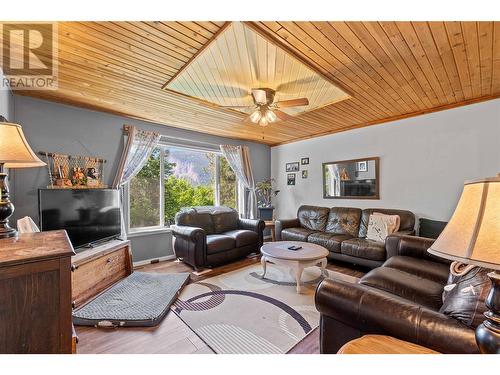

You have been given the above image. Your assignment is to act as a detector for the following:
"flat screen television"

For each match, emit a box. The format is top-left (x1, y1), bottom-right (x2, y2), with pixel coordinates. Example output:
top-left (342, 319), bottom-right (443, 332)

top-left (39, 188), bottom-right (121, 249)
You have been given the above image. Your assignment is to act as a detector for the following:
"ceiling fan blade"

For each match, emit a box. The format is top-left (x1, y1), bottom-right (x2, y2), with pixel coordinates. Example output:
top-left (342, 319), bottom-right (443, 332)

top-left (275, 98), bottom-right (309, 108)
top-left (273, 109), bottom-right (294, 122)
top-left (251, 89), bottom-right (268, 105)
top-left (276, 76), bottom-right (322, 93)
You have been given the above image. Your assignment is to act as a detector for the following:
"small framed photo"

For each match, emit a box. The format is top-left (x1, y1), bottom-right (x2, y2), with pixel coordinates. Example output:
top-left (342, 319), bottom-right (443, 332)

top-left (286, 162), bottom-right (300, 172)
top-left (302, 170), bottom-right (308, 179)
top-left (301, 157), bottom-right (309, 165)
top-left (357, 161), bottom-right (368, 172)
top-left (287, 173), bottom-right (296, 185)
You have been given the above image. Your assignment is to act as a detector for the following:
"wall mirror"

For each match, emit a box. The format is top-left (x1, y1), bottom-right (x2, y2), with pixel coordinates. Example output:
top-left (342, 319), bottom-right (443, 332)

top-left (322, 157), bottom-right (379, 199)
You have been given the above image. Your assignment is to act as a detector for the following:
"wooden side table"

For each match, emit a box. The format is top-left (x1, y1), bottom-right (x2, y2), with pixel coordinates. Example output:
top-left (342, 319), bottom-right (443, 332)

top-left (264, 220), bottom-right (276, 242)
top-left (337, 335), bottom-right (440, 354)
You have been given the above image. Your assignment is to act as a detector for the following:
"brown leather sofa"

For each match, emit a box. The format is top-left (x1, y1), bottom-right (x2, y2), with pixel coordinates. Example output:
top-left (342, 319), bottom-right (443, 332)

top-left (171, 206), bottom-right (265, 270)
top-left (315, 234), bottom-right (480, 354)
top-left (275, 205), bottom-right (415, 268)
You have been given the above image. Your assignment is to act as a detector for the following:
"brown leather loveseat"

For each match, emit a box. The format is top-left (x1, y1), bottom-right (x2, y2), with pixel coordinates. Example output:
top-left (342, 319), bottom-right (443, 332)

top-left (275, 205), bottom-right (415, 268)
top-left (315, 234), bottom-right (481, 354)
top-left (171, 206), bottom-right (265, 270)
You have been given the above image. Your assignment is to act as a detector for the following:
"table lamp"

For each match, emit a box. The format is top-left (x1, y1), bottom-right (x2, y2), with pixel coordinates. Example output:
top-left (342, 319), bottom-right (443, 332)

top-left (428, 175), bottom-right (500, 354)
top-left (0, 121), bottom-right (46, 239)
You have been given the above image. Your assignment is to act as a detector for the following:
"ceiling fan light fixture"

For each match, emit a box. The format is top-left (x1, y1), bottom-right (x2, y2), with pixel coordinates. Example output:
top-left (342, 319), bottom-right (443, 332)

top-left (265, 109), bottom-right (277, 122)
top-left (249, 110), bottom-right (262, 123)
top-left (258, 116), bottom-right (269, 127)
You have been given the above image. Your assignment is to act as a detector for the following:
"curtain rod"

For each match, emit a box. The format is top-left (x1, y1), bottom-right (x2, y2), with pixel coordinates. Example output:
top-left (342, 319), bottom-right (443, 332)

top-left (122, 124), bottom-right (222, 149)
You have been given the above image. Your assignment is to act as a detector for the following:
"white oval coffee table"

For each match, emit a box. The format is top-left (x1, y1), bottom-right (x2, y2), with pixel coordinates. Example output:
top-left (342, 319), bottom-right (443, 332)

top-left (260, 241), bottom-right (329, 293)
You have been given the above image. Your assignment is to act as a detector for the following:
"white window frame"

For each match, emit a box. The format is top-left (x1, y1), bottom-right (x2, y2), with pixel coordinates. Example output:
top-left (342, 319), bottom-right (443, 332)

top-left (126, 144), bottom-right (238, 235)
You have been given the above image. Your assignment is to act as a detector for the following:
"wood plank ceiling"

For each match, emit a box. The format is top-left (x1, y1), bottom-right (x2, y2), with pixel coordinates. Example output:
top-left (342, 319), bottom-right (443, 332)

top-left (10, 21), bottom-right (500, 146)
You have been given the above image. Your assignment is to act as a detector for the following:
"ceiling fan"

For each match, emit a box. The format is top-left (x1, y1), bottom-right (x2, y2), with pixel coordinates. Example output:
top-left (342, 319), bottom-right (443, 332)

top-left (222, 88), bottom-right (309, 127)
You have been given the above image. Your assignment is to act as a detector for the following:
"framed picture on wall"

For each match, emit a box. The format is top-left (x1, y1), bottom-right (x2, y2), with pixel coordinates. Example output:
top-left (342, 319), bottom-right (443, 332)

top-left (286, 162), bottom-right (300, 172)
top-left (301, 157), bottom-right (309, 165)
top-left (302, 170), bottom-right (308, 179)
top-left (357, 161), bottom-right (368, 172)
top-left (287, 173), bottom-right (296, 185)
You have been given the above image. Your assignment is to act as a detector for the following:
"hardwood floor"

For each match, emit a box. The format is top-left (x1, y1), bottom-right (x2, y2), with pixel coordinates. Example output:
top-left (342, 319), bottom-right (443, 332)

top-left (74, 255), bottom-right (366, 354)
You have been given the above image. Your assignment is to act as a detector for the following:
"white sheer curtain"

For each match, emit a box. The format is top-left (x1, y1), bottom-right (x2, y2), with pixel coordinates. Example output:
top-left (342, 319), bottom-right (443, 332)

top-left (113, 125), bottom-right (161, 238)
top-left (220, 145), bottom-right (257, 219)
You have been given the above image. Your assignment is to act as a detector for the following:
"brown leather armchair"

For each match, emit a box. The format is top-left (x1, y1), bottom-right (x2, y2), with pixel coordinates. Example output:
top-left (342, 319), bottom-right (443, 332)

top-left (315, 234), bottom-right (480, 354)
top-left (171, 207), bottom-right (265, 270)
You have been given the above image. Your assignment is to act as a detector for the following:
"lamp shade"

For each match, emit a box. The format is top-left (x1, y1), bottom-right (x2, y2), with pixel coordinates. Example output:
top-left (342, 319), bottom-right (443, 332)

top-left (428, 176), bottom-right (500, 270)
top-left (0, 122), bottom-right (45, 168)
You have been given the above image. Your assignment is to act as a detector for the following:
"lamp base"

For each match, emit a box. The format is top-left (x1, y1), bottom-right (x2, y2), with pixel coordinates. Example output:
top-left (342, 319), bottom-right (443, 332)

top-left (475, 271), bottom-right (500, 354)
top-left (0, 225), bottom-right (17, 239)
top-left (0, 167), bottom-right (17, 240)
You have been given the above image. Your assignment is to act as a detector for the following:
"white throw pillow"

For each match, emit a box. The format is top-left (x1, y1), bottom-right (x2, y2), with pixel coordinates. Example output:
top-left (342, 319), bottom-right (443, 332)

top-left (366, 213), bottom-right (401, 243)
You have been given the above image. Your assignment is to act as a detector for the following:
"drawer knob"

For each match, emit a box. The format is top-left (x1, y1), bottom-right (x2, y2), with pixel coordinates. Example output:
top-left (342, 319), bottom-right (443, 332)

top-left (71, 264), bottom-right (78, 272)
top-left (106, 258), bottom-right (112, 264)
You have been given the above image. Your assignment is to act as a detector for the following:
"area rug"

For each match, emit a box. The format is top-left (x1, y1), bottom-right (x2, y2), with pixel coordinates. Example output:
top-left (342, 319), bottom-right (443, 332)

top-left (172, 263), bottom-right (331, 354)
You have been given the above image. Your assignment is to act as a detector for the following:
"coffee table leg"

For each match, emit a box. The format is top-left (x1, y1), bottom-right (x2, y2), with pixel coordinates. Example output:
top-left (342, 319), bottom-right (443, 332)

top-left (319, 258), bottom-right (328, 277)
top-left (294, 263), bottom-right (304, 293)
top-left (261, 255), bottom-right (267, 278)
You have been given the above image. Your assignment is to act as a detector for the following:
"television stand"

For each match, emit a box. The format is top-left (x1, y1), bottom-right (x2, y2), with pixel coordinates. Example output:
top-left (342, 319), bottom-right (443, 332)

top-left (71, 239), bottom-right (132, 308)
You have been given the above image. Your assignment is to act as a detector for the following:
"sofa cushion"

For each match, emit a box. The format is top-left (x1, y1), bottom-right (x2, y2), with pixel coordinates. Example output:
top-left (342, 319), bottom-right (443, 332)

top-left (223, 229), bottom-right (258, 248)
top-left (325, 207), bottom-right (361, 237)
top-left (439, 267), bottom-right (492, 328)
top-left (360, 267), bottom-right (444, 310)
top-left (341, 238), bottom-right (386, 261)
top-left (308, 232), bottom-right (352, 253)
top-left (206, 234), bottom-right (235, 255)
top-left (384, 256), bottom-right (450, 284)
top-left (297, 205), bottom-right (329, 231)
top-left (366, 213), bottom-right (401, 242)
top-left (359, 208), bottom-right (415, 238)
top-left (175, 209), bottom-right (214, 234)
top-left (211, 210), bottom-right (239, 234)
top-left (281, 227), bottom-right (318, 242)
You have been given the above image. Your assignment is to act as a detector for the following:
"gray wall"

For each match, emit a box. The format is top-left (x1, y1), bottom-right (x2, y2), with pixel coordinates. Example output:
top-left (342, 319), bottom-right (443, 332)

top-left (271, 98), bottom-right (500, 223)
top-left (0, 69), bottom-right (14, 121)
top-left (11, 95), bottom-right (271, 262)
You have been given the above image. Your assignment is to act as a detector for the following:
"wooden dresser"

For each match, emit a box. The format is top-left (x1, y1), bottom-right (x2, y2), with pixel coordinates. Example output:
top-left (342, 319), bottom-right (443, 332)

top-left (0, 230), bottom-right (75, 354)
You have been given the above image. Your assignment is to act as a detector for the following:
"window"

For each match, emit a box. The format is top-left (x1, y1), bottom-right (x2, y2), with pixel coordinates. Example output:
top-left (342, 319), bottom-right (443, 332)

top-left (128, 145), bottom-right (238, 232)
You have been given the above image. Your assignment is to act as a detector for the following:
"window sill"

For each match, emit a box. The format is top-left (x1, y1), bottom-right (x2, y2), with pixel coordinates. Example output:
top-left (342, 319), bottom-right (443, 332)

top-left (127, 227), bottom-right (172, 238)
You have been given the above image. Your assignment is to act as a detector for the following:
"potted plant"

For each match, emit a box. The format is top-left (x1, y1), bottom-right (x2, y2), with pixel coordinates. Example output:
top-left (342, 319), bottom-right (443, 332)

top-left (255, 179), bottom-right (280, 220)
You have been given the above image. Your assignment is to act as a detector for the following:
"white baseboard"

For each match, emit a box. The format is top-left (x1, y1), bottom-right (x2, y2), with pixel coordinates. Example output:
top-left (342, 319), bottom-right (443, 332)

top-left (133, 254), bottom-right (176, 267)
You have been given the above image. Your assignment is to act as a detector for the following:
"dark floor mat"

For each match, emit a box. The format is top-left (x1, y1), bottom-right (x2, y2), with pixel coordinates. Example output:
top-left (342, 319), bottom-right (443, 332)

top-left (73, 272), bottom-right (190, 327)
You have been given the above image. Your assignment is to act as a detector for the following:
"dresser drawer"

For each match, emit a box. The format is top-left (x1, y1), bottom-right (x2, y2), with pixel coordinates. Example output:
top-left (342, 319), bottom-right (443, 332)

top-left (71, 242), bottom-right (132, 308)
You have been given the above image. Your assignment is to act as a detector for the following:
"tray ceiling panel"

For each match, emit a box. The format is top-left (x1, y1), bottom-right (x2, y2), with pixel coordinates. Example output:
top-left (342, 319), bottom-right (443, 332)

top-left (164, 22), bottom-right (350, 116)
top-left (6, 21), bottom-right (500, 145)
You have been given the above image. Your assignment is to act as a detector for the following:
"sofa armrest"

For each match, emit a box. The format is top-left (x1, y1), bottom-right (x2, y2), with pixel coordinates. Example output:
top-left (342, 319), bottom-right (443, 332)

top-left (385, 233), bottom-right (435, 259)
top-left (393, 229), bottom-right (415, 236)
top-left (171, 225), bottom-right (206, 270)
top-left (238, 218), bottom-right (265, 233)
top-left (275, 218), bottom-right (300, 241)
top-left (171, 225), bottom-right (205, 242)
top-left (315, 278), bottom-right (478, 353)
top-left (238, 218), bottom-right (265, 248)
